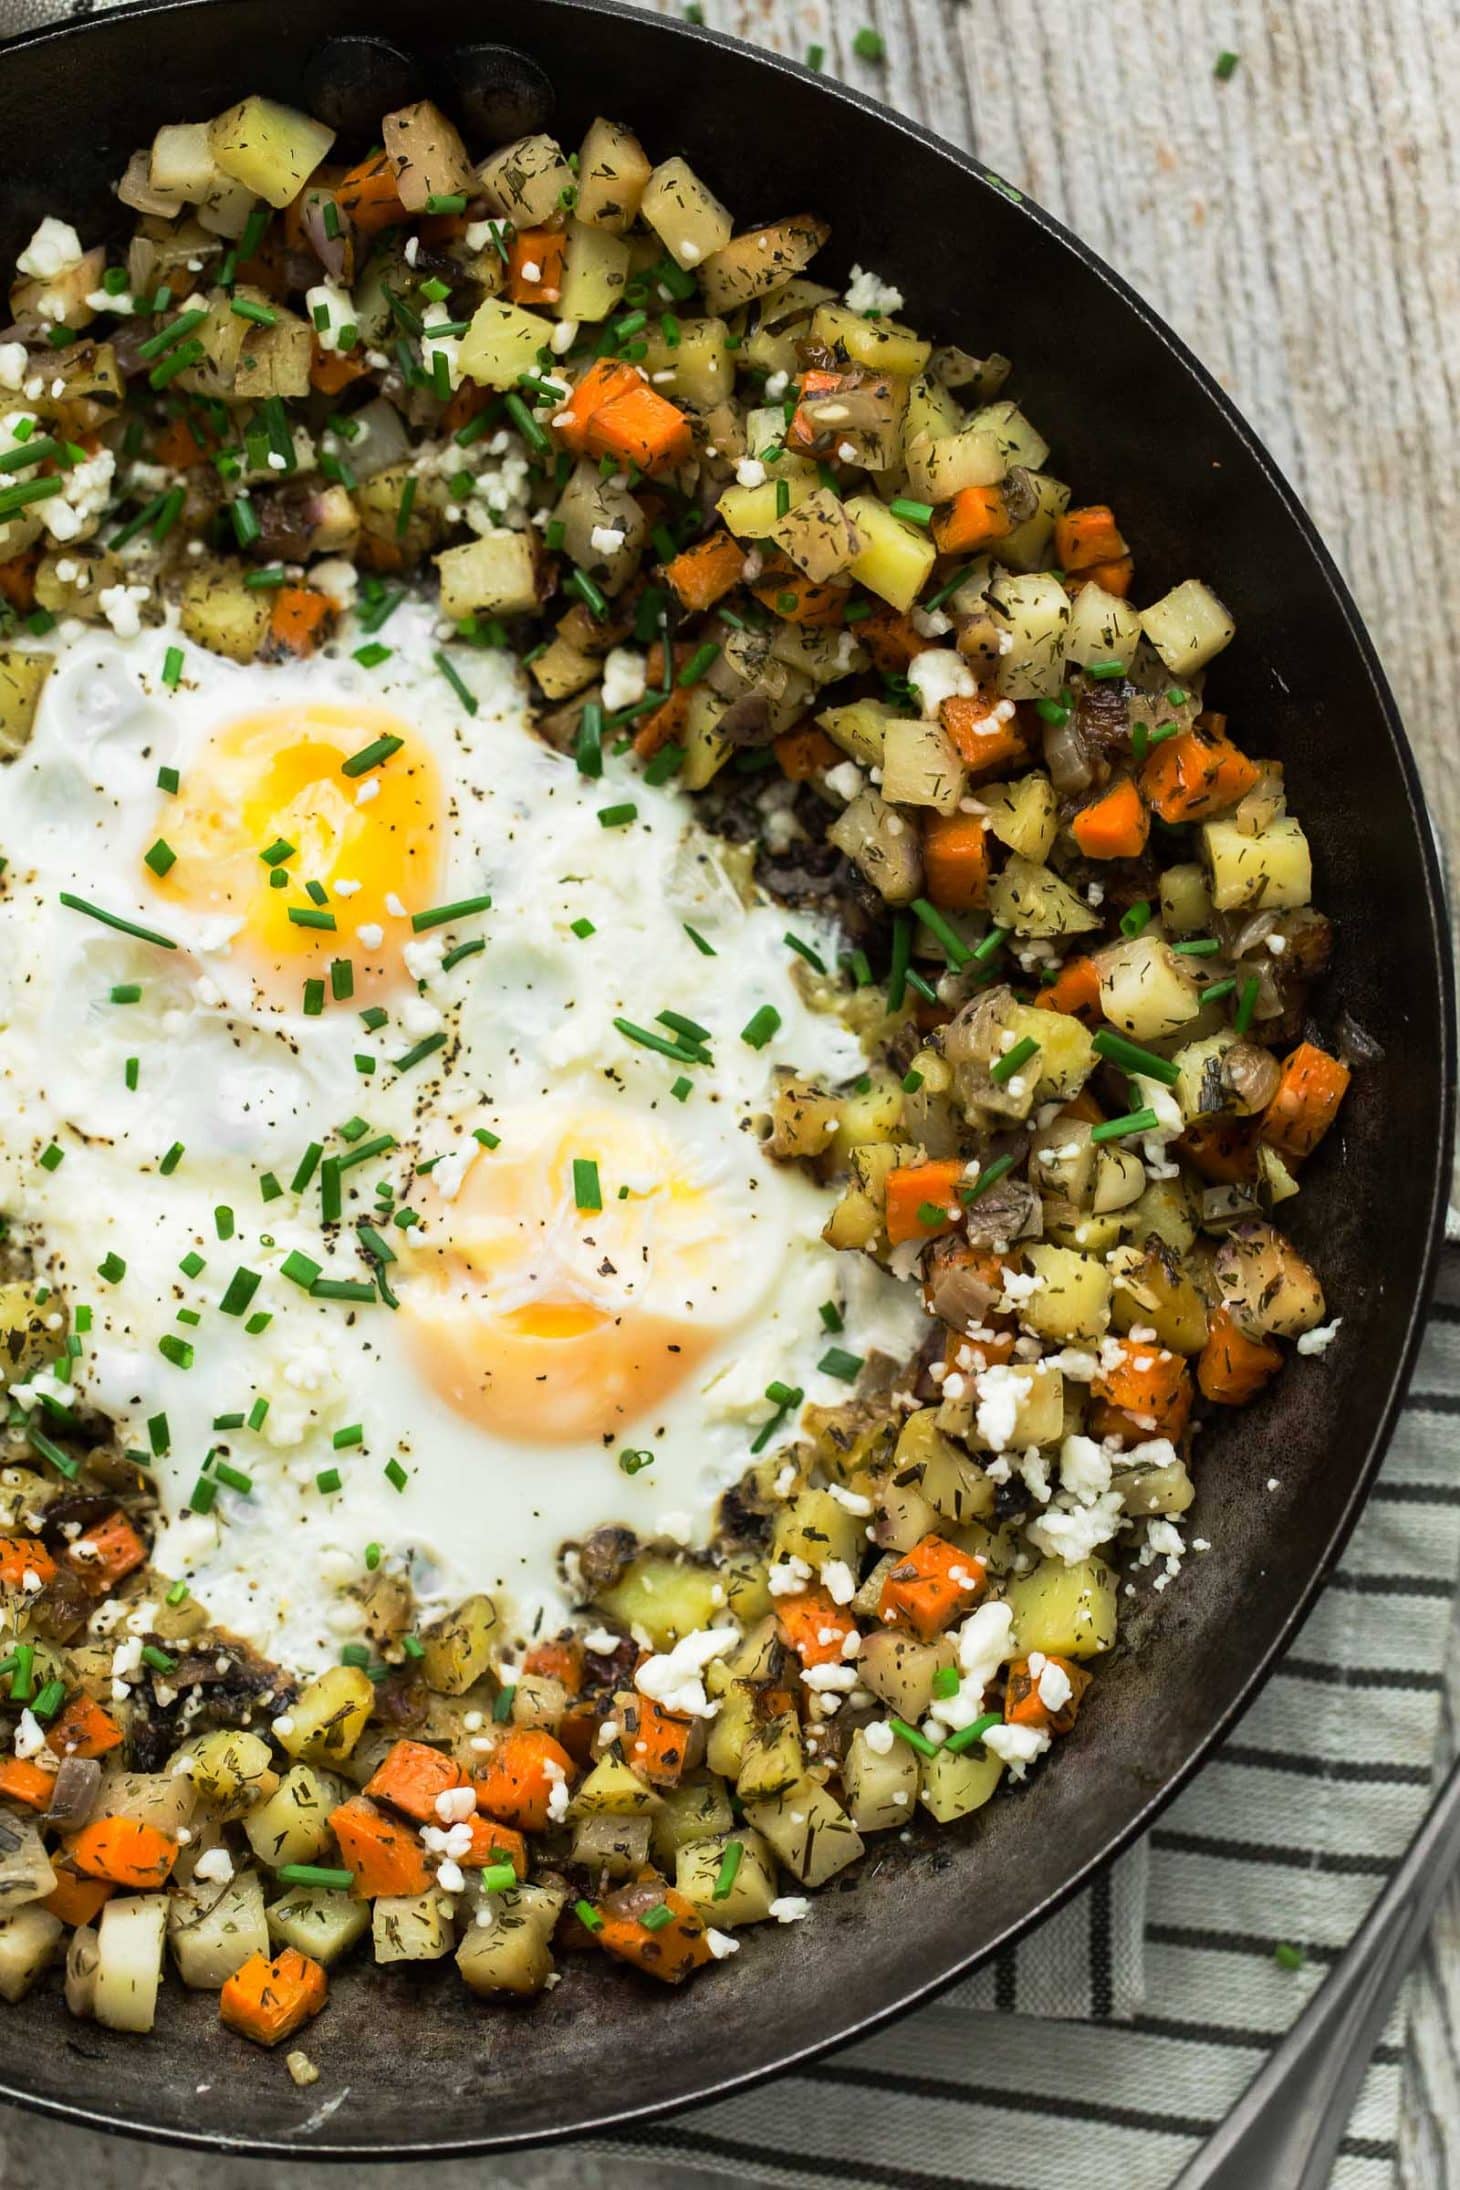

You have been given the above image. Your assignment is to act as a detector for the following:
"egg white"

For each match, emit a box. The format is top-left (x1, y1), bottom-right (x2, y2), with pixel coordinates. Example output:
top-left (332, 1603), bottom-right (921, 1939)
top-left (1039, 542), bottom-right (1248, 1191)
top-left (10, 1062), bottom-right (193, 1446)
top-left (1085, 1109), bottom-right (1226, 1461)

top-left (0, 603), bottom-right (919, 1669)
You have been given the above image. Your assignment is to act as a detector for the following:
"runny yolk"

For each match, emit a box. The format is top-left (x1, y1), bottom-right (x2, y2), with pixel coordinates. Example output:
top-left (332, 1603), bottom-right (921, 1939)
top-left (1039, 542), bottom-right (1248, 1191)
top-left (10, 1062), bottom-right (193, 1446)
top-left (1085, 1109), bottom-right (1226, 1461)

top-left (144, 702), bottom-right (443, 997)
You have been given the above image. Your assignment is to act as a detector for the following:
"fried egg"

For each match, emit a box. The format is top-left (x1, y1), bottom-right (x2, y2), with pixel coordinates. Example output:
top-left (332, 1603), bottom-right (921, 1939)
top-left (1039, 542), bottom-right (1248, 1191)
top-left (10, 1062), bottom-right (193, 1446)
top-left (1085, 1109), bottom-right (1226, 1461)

top-left (0, 602), bottom-right (918, 1668)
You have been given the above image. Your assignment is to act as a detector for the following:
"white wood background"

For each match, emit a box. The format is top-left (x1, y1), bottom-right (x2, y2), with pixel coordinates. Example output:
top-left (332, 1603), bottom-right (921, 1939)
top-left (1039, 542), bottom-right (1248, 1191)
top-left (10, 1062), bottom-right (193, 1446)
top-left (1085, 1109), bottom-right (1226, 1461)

top-left (2, 1), bottom-right (1456, 2185)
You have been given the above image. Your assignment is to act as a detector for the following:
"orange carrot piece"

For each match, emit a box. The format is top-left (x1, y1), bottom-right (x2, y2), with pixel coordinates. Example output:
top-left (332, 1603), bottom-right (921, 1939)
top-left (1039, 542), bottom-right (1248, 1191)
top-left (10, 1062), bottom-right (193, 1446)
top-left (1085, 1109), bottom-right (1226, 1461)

top-left (784, 368), bottom-right (863, 454)
top-left (152, 415), bottom-right (214, 470)
top-left (778, 1585), bottom-right (859, 1670)
top-left (42, 1868), bottom-right (113, 1927)
top-left (748, 565), bottom-right (847, 626)
top-left (663, 531), bottom-right (745, 613)
top-left (922, 810), bottom-right (991, 913)
top-left (586, 379), bottom-right (693, 473)
top-left (595, 1886), bottom-right (715, 1984)
top-left (620, 1695), bottom-right (696, 1787)
top-left (1052, 504), bottom-right (1128, 573)
top-left (269, 586), bottom-right (332, 657)
top-left (774, 725), bottom-right (840, 781)
top-left (328, 1798), bottom-right (432, 1898)
top-left (631, 684), bottom-right (690, 761)
top-left (0, 1537), bottom-right (56, 1588)
top-left (1140, 725), bottom-right (1260, 824)
top-left (941, 694), bottom-right (1030, 779)
top-left (46, 1694), bottom-right (124, 1761)
top-left (1092, 1345), bottom-right (1193, 1439)
top-left (220, 1947), bottom-right (328, 2048)
top-left (1198, 1307), bottom-right (1283, 1405)
top-left (69, 1816), bottom-right (178, 1889)
top-left (879, 1535), bottom-right (986, 1639)
top-left (507, 227), bottom-right (567, 306)
top-left (1034, 955), bottom-right (1103, 1023)
top-left (1059, 1086), bottom-right (1107, 1126)
top-left (523, 1636), bottom-right (586, 1696)
top-left (0, 550), bottom-right (39, 614)
top-left (1177, 1115), bottom-right (1260, 1183)
top-left (334, 152), bottom-right (406, 235)
top-left (309, 339), bottom-right (369, 395)
top-left (1070, 554), bottom-right (1134, 598)
top-left (65, 1511), bottom-right (145, 1591)
top-left (554, 359), bottom-right (645, 453)
top-left (474, 1728), bottom-right (575, 1833)
top-left (442, 381), bottom-right (495, 437)
top-left (364, 1739), bottom-right (468, 1824)
top-left (1260, 1042), bottom-right (1351, 1163)
top-left (856, 605), bottom-right (928, 671)
top-left (1071, 778), bottom-right (1149, 860)
top-left (885, 1158), bottom-right (967, 1247)
top-left (0, 1758), bottom-right (57, 1810)
top-left (1003, 1655), bottom-right (1092, 1733)
top-left (459, 1817), bottom-right (527, 1874)
top-left (932, 483), bottom-right (1011, 554)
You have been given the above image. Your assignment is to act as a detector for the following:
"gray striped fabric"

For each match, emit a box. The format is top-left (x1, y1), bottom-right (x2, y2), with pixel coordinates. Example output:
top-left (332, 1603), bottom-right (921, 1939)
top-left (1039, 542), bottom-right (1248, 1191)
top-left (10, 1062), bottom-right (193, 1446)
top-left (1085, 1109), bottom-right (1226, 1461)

top-left (591, 1260), bottom-right (1460, 2189)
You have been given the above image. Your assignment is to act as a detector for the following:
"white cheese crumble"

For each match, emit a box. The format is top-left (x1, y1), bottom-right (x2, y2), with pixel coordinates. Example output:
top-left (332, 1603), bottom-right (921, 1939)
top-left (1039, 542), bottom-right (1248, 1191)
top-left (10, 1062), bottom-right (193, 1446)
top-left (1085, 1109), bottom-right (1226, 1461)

top-left (844, 265), bottom-right (904, 317)
top-left (634, 1627), bottom-right (738, 1717)
top-left (17, 218), bottom-right (82, 281)
top-left (907, 646), bottom-right (977, 719)
top-left (1296, 1318), bottom-right (1342, 1357)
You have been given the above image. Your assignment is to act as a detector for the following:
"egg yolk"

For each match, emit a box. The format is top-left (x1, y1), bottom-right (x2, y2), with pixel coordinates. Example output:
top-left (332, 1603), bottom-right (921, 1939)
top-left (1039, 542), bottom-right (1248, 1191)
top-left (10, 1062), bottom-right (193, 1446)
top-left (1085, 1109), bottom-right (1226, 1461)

top-left (400, 1108), bottom-right (727, 1443)
top-left (144, 703), bottom-right (443, 995)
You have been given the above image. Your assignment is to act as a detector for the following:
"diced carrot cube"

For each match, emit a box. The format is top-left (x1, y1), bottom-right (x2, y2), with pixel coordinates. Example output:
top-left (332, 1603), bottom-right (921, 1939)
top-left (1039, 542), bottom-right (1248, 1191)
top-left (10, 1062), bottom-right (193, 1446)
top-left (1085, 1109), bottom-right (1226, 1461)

top-left (878, 1535), bottom-right (985, 1638)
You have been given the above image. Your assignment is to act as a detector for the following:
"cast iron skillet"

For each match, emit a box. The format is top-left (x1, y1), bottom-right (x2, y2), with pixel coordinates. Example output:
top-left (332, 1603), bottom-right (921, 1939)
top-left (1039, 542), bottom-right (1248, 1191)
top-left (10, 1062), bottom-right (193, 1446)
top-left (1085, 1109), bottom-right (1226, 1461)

top-left (0, 0), bottom-right (1452, 2158)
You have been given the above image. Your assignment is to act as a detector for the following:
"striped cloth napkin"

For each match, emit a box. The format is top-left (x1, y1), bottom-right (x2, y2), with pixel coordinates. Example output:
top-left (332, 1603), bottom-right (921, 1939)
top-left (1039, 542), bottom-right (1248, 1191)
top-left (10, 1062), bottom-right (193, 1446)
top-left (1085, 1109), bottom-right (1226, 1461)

top-left (592, 1255), bottom-right (1460, 2190)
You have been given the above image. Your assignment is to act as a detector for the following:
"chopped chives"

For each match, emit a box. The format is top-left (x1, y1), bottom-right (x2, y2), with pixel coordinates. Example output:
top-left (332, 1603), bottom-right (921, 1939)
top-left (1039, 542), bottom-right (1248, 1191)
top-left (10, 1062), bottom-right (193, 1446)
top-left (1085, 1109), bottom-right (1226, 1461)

top-left (278, 1863), bottom-right (355, 1891)
top-left (1120, 899), bottom-right (1152, 938)
top-left (597, 801), bottom-right (637, 829)
top-left (426, 191), bottom-right (468, 214)
top-left (911, 898), bottom-right (973, 969)
top-left (1215, 49), bottom-right (1240, 79)
top-left (59, 892), bottom-right (176, 950)
top-left (669, 1075), bottom-right (692, 1101)
top-left (818, 1300), bottom-right (844, 1332)
top-left (319, 1156), bottom-right (342, 1224)
top-left (287, 905), bottom-right (337, 932)
top-left (259, 1172), bottom-right (284, 1202)
top-left (1091, 1028), bottom-right (1181, 1086)
top-left (889, 496), bottom-right (934, 527)
top-left (1174, 936), bottom-right (1222, 956)
top-left (383, 1457), bottom-right (408, 1491)
top-left (336, 1132), bottom-right (396, 1172)
top-left (179, 1249), bottom-right (205, 1279)
top-left (392, 1031), bottom-right (447, 1075)
top-left (136, 307), bottom-right (207, 362)
top-left (143, 839), bottom-right (176, 878)
top-left (570, 917), bottom-right (595, 940)
top-left (1234, 974), bottom-right (1260, 1035)
top-left (679, 641), bottom-right (720, 686)
top-left (24, 1422), bottom-right (78, 1479)
top-left (158, 1334), bottom-right (194, 1370)
top-left (575, 699), bottom-right (605, 779)
top-left (1090, 1107), bottom-right (1160, 1144)
top-left (740, 1005), bottom-right (781, 1050)
top-left (960, 1153), bottom-right (1017, 1206)
top-left (411, 893), bottom-right (492, 933)
top-left (260, 837), bottom-right (294, 867)
top-left (683, 924), bottom-right (716, 957)
top-left (435, 650), bottom-right (478, 714)
top-left (785, 931), bottom-right (827, 974)
top-left (98, 1252), bottom-right (126, 1283)
top-left (712, 1841), bottom-right (744, 1900)
top-left (990, 1035), bottom-right (1040, 1086)
top-left (818, 1345), bottom-right (863, 1383)
top-left (332, 1423), bottom-right (364, 1450)
top-left (643, 742), bottom-right (685, 785)
top-left (159, 1141), bottom-right (184, 1176)
top-left (889, 1716), bottom-right (937, 1758)
top-left (330, 958), bottom-right (354, 1002)
top-left (887, 913), bottom-right (912, 1011)
top-left (572, 1157), bottom-right (602, 1211)
top-left (292, 1144), bottom-right (324, 1194)
top-left (971, 924), bottom-right (1008, 966)
top-left (282, 1250), bottom-right (322, 1290)
top-left (1201, 977), bottom-right (1237, 1005)
top-left (613, 1017), bottom-right (703, 1065)
top-left (342, 734), bottom-right (403, 777)
top-left (945, 1710), bottom-right (1003, 1755)
top-left (312, 1277), bottom-right (377, 1303)
top-left (639, 1903), bottom-right (674, 1933)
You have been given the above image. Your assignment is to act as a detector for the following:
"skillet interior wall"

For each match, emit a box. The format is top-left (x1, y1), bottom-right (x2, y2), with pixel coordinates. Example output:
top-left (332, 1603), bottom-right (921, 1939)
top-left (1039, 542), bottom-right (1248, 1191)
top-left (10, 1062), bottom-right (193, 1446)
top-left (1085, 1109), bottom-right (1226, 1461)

top-left (0, 0), bottom-right (1449, 2153)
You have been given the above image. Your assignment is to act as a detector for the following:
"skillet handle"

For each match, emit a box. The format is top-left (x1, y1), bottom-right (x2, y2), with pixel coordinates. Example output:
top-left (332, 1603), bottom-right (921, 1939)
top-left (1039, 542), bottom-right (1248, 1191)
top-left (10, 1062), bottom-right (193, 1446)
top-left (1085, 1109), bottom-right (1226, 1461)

top-left (1176, 1748), bottom-right (1460, 2190)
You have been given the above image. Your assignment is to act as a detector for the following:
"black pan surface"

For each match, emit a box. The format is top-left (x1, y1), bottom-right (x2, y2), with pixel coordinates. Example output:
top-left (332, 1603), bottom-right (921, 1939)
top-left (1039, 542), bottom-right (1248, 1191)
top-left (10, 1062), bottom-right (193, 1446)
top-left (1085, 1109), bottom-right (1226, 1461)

top-left (0, 0), bottom-right (1452, 2157)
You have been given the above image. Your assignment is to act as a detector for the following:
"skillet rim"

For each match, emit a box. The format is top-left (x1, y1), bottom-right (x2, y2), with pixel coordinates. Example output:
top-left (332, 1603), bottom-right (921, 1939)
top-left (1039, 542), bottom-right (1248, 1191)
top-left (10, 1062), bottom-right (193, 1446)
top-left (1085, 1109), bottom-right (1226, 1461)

top-left (0, 0), bottom-right (1454, 2158)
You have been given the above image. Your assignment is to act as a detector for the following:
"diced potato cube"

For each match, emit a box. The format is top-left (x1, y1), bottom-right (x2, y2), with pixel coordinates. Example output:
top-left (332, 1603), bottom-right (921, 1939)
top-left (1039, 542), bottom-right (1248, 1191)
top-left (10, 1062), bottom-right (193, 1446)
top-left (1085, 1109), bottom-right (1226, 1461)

top-left (0, 649), bottom-right (51, 760)
top-left (459, 297), bottom-right (554, 389)
top-left (1004, 1556), bottom-right (1118, 1658)
top-left (576, 118), bottom-right (653, 231)
top-left (455, 1882), bottom-right (562, 1995)
top-left (243, 1765), bottom-right (340, 1871)
top-left (997, 473), bottom-right (1071, 575)
top-left (769, 484), bottom-right (864, 582)
top-left (180, 565), bottom-right (271, 664)
top-left (810, 301), bottom-right (932, 378)
top-left (191, 1729), bottom-right (277, 1820)
top-left (881, 716), bottom-right (966, 814)
top-left (0, 1904), bottom-right (61, 2002)
top-left (94, 1894), bottom-right (168, 2032)
top-left (979, 772), bottom-right (1056, 863)
top-left (681, 682), bottom-right (733, 790)
top-left (593, 1556), bottom-right (726, 1650)
top-left (744, 1775), bottom-right (864, 1887)
top-left (651, 1776), bottom-right (735, 1867)
top-left (1202, 815), bottom-right (1313, 912)
top-left (266, 1885), bottom-right (370, 1965)
top-left (675, 1830), bottom-right (778, 1925)
top-left (771, 1485), bottom-right (866, 1571)
top-left (816, 696), bottom-right (897, 767)
top-left (168, 1870), bottom-right (269, 1988)
top-left (571, 1754), bottom-right (660, 1817)
top-left (845, 493), bottom-right (937, 611)
top-left (988, 571), bottom-right (1070, 698)
top-left (437, 531), bottom-right (538, 618)
top-left (274, 1664), bottom-right (374, 1767)
top-left (988, 855), bottom-right (1100, 940)
top-left (1140, 578), bottom-right (1236, 674)
top-left (967, 399), bottom-right (1049, 470)
top-left (477, 133), bottom-right (573, 226)
top-left (373, 1890), bottom-right (454, 1964)
top-left (1064, 580), bottom-right (1143, 669)
top-left (716, 469), bottom-right (815, 540)
top-left (700, 215), bottom-right (831, 315)
top-left (382, 100), bottom-right (475, 213)
top-left (1002, 1002), bottom-right (1096, 1100)
top-left (420, 1593), bottom-right (499, 1694)
top-left (559, 221), bottom-right (632, 322)
top-left (828, 787), bottom-right (924, 904)
top-left (208, 97), bottom-right (334, 209)
top-left (919, 1744), bottom-right (1004, 1823)
top-left (640, 157), bottom-right (733, 269)
top-left (637, 314), bottom-right (732, 410)
top-left (904, 423), bottom-right (1006, 503)
top-left (1159, 861), bottom-right (1212, 936)
top-left (956, 1362), bottom-right (1065, 1450)
top-left (1096, 933), bottom-right (1204, 1042)
top-left (843, 1726), bottom-right (921, 1831)
top-left (1020, 1245), bottom-right (1112, 1343)
top-left (857, 1628), bottom-right (958, 1720)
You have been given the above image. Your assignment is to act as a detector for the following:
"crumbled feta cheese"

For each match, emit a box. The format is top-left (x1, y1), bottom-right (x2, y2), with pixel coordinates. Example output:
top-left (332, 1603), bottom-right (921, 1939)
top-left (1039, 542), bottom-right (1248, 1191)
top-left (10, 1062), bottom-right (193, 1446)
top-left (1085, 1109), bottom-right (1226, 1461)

top-left (862, 1719), bottom-right (895, 1755)
top-left (821, 1558), bottom-right (857, 1606)
top-left (983, 1722), bottom-right (1051, 1779)
top-left (581, 1626), bottom-right (619, 1656)
top-left (17, 218), bottom-right (82, 281)
top-left (39, 446), bottom-right (115, 545)
top-left (600, 646), bottom-right (647, 713)
top-left (0, 344), bottom-right (27, 391)
top-left (974, 1363), bottom-right (1025, 1453)
top-left (193, 1845), bottom-right (235, 1884)
top-left (1026, 1490), bottom-right (1125, 1565)
top-left (635, 1627), bottom-right (739, 1717)
top-left (306, 280), bottom-right (354, 354)
top-left (1296, 1318), bottom-right (1342, 1357)
top-left (546, 1775), bottom-right (570, 1823)
top-left (1037, 1659), bottom-right (1073, 1714)
top-left (435, 1785), bottom-right (477, 1825)
top-left (907, 646), bottom-right (977, 718)
top-left (844, 265), bottom-right (904, 317)
top-left (589, 522), bottom-right (627, 555)
top-left (1059, 1433), bottom-right (1113, 1502)
top-left (12, 1709), bottom-right (49, 1761)
top-left (98, 582), bottom-right (150, 639)
top-left (824, 759), bottom-right (864, 802)
top-left (437, 1858), bottom-right (466, 1894)
top-left (706, 1927), bottom-right (740, 1959)
top-left (768, 1895), bottom-right (810, 1923)
top-left (767, 1555), bottom-right (813, 1597)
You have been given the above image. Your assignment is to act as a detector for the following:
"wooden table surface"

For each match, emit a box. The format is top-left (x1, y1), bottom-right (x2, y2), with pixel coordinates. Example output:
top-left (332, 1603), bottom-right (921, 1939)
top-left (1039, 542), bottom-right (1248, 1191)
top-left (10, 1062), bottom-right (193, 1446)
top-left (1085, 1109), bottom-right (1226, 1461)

top-left (3, 1), bottom-right (1457, 2184)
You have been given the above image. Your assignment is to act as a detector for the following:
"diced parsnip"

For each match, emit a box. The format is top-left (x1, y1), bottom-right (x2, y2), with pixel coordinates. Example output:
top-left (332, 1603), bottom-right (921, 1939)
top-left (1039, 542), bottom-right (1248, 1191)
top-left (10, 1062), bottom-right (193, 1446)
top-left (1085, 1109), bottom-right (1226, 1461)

top-left (810, 301), bottom-right (932, 378)
top-left (116, 149), bottom-right (186, 220)
top-left (476, 133), bottom-right (574, 226)
top-left (456, 1881), bottom-right (563, 1996)
top-left (988, 854), bottom-right (1100, 940)
top-left (437, 531), bottom-right (539, 618)
top-left (572, 1754), bottom-right (661, 1817)
top-left (637, 314), bottom-right (732, 409)
top-left (1109, 1243), bottom-right (1210, 1354)
top-left (1171, 1031), bottom-right (1237, 1124)
top-left (593, 1555), bottom-right (726, 1651)
top-left (967, 398), bottom-right (1050, 469)
top-left (842, 1726), bottom-right (921, 1831)
top-left (704, 1681), bottom-right (757, 1782)
top-left (208, 98), bottom-right (334, 209)
top-left (961, 1363), bottom-right (1066, 1451)
top-left (266, 1885), bottom-right (370, 1965)
top-left (168, 1870), bottom-right (269, 1988)
top-left (94, 1893), bottom-right (168, 2033)
top-left (1213, 1221), bottom-right (1326, 1338)
top-left (1128, 1176), bottom-right (1199, 1255)
top-left (0, 1904), bottom-right (61, 2003)
top-left (459, 298), bottom-right (554, 389)
top-left (1092, 1146), bottom-right (1146, 1212)
top-left (675, 1830), bottom-right (778, 1924)
top-left (771, 1486), bottom-right (866, 1571)
top-left (576, 118), bottom-right (653, 231)
top-left (988, 571), bottom-right (1070, 698)
top-left (243, 1764), bottom-right (340, 1870)
top-left (831, 1077), bottom-right (906, 1161)
top-left (372, 1889), bottom-right (454, 1964)
top-left (997, 474), bottom-right (1071, 575)
top-left (845, 493), bottom-right (937, 611)
top-left (149, 121), bottom-right (217, 199)
top-left (857, 1627), bottom-right (958, 1720)
top-left (195, 173), bottom-right (257, 241)
top-left (680, 681), bottom-right (733, 791)
top-left (920, 1744), bottom-right (1006, 1823)
top-left (379, 100), bottom-right (474, 212)
top-left (773, 619), bottom-right (868, 687)
top-left (736, 1711), bottom-right (804, 1803)
top-left (190, 1729), bottom-right (277, 1820)
top-left (100, 1770), bottom-right (196, 1839)
top-left (1141, 578), bottom-right (1236, 674)
top-left (1096, 933), bottom-right (1204, 1041)
top-left (0, 1818), bottom-right (56, 1908)
top-left (571, 1812), bottom-right (652, 1877)
top-left (640, 156), bottom-right (733, 269)
top-left (1159, 861), bottom-right (1213, 935)
top-left (530, 635), bottom-right (599, 702)
top-left (769, 484), bottom-right (864, 582)
top-left (700, 215), bottom-right (831, 315)
top-left (716, 469), bottom-right (815, 539)
top-left (1064, 580), bottom-right (1143, 669)
top-left (0, 649), bottom-right (51, 760)
top-left (65, 1923), bottom-right (100, 2018)
top-left (420, 1593), bottom-right (499, 1694)
top-left (180, 564), bottom-right (271, 663)
top-left (980, 772), bottom-right (1056, 863)
top-left (744, 1776), bottom-right (865, 1887)
top-left (817, 696), bottom-right (896, 767)
top-left (905, 372), bottom-right (965, 443)
top-left (1004, 1557), bottom-right (1118, 1657)
top-left (1202, 815), bottom-right (1313, 912)
top-left (1020, 1245), bottom-right (1113, 1344)
top-left (896, 1408), bottom-right (995, 1526)
top-left (828, 787), bottom-right (923, 904)
top-left (651, 1776), bottom-right (735, 1867)
top-left (880, 715), bottom-right (966, 814)
top-left (232, 309), bottom-right (312, 400)
top-left (904, 424), bottom-right (1006, 504)
top-left (274, 1664), bottom-right (374, 1767)
top-left (554, 459), bottom-right (647, 594)
top-left (558, 222), bottom-right (632, 322)
top-left (1030, 1116), bottom-right (1097, 1205)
